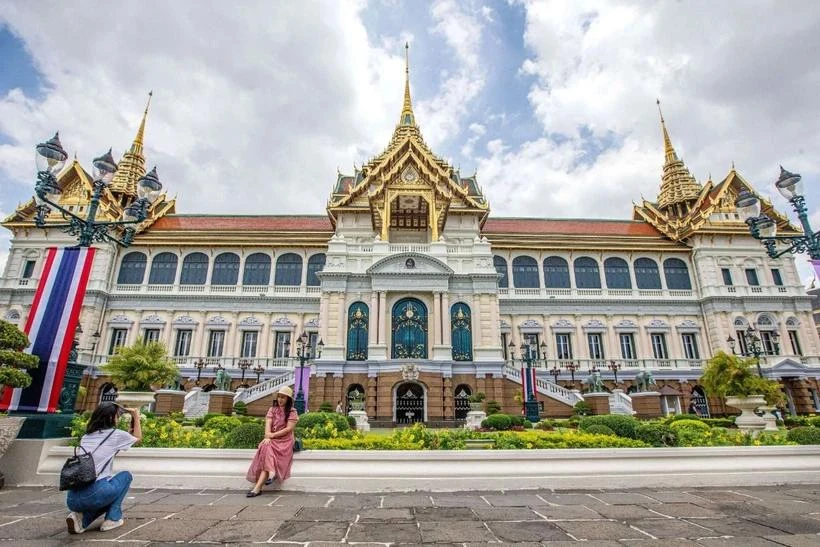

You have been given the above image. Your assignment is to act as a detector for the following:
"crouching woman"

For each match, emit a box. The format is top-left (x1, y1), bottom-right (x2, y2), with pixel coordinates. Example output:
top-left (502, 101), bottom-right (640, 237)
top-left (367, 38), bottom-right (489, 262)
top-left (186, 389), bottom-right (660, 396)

top-left (245, 386), bottom-right (299, 496)
top-left (65, 402), bottom-right (141, 534)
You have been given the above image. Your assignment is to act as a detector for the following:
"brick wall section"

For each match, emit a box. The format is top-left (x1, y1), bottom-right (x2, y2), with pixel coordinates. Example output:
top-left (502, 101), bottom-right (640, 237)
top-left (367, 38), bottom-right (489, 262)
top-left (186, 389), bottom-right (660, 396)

top-left (208, 392), bottom-right (235, 415)
top-left (630, 392), bottom-right (663, 418)
top-left (154, 391), bottom-right (185, 416)
top-left (584, 393), bottom-right (611, 415)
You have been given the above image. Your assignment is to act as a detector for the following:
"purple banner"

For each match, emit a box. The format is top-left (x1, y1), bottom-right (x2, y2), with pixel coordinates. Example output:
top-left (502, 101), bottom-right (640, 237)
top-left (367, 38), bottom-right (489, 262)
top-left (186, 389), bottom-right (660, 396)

top-left (295, 365), bottom-right (311, 407)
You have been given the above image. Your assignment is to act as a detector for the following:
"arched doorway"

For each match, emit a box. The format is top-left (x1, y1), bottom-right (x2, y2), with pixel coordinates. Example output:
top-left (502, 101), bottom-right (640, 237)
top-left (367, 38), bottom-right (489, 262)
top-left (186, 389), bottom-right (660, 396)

top-left (391, 298), bottom-right (428, 358)
top-left (98, 383), bottom-right (118, 404)
top-left (454, 384), bottom-right (472, 420)
top-left (395, 382), bottom-right (425, 424)
top-left (690, 386), bottom-right (710, 417)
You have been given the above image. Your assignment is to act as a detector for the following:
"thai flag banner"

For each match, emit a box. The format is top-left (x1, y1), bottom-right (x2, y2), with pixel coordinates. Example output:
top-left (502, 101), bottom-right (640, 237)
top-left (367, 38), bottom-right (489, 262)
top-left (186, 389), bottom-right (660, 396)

top-left (521, 366), bottom-right (537, 402)
top-left (1, 247), bottom-right (95, 413)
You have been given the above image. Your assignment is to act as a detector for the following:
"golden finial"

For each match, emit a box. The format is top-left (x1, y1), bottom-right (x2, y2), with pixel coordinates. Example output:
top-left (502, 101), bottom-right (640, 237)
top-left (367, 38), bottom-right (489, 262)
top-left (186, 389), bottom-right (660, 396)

top-left (110, 91), bottom-right (151, 195)
top-left (656, 98), bottom-right (677, 163)
top-left (399, 42), bottom-right (415, 126)
top-left (731, 160), bottom-right (735, 171)
top-left (134, 91), bottom-right (152, 147)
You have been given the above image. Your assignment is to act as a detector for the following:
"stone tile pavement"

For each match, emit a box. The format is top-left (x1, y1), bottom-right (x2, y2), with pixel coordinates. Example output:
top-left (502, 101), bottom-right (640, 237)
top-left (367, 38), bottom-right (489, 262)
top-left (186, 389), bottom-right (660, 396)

top-left (0, 483), bottom-right (817, 545)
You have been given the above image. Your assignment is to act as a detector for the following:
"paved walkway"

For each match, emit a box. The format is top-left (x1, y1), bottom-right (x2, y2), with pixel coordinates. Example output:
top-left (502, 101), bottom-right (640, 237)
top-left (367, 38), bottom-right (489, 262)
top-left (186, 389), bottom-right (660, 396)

top-left (0, 484), bottom-right (818, 545)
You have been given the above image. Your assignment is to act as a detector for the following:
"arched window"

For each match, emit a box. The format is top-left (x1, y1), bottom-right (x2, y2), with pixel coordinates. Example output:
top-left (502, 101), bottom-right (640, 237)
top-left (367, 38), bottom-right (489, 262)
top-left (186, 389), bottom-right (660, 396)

top-left (117, 252), bottom-right (146, 285)
top-left (493, 256), bottom-right (508, 288)
top-left (180, 252), bottom-right (209, 285)
top-left (634, 258), bottom-right (662, 289)
top-left (148, 252), bottom-right (177, 285)
top-left (211, 252), bottom-right (240, 285)
top-left (512, 256), bottom-right (539, 288)
top-left (604, 257), bottom-right (631, 289)
top-left (451, 303), bottom-right (473, 361)
top-left (346, 302), bottom-right (368, 361)
top-left (307, 254), bottom-right (326, 286)
top-left (574, 257), bottom-right (601, 289)
top-left (543, 256), bottom-right (570, 288)
top-left (242, 253), bottom-right (271, 285)
top-left (663, 258), bottom-right (692, 290)
top-left (274, 253), bottom-right (302, 286)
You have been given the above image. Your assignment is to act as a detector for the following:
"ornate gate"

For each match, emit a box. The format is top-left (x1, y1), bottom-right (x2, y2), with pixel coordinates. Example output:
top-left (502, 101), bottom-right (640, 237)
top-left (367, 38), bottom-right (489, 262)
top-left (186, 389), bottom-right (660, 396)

top-left (391, 298), bottom-right (428, 359)
top-left (691, 386), bottom-right (710, 417)
top-left (99, 383), bottom-right (118, 404)
top-left (395, 382), bottom-right (425, 424)
top-left (454, 384), bottom-right (472, 420)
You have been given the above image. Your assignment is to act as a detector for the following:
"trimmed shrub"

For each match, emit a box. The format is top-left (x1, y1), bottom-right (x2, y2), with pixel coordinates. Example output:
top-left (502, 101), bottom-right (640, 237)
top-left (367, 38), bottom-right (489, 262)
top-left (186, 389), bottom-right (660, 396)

top-left (784, 415), bottom-right (811, 428)
top-left (535, 419), bottom-right (555, 430)
top-left (579, 415), bottom-right (640, 439)
top-left (807, 416), bottom-right (820, 428)
top-left (635, 423), bottom-right (677, 447)
top-left (224, 423), bottom-right (265, 449)
top-left (295, 411), bottom-right (350, 433)
top-left (347, 415), bottom-right (356, 429)
top-left (700, 418), bottom-right (736, 428)
top-left (482, 414), bottom-right (513, 431)
top-left (583, 424), bottom-right (616, 436)
top-left (233, 401), bottom-right (247, 416)
top-left (669, 419), bottom-right (710, 432)
top-left (572, 401), bottom-right (592, 416)
top-left (202, 415), bottom-right (242, 435)
top-left (521, 420), bottom-right (533, 429)
top-left (787, 426), bottom-right (820, 445)
top-left (485, 400), bottom-right (501, 415)
top-left (666, 413), bottom-right (705, 423)
top-left (194, 413), bottom-right (223, 427)
top-left (319, 401), bottom-right (334, 412)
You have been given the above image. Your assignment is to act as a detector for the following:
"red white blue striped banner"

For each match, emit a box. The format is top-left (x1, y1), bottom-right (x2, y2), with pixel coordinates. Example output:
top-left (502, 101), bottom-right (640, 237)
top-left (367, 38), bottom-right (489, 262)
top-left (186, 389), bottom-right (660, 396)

top-left (521, 366), bottom-right (537, 403)
top-left (1, 247), bottom-right (95, 413)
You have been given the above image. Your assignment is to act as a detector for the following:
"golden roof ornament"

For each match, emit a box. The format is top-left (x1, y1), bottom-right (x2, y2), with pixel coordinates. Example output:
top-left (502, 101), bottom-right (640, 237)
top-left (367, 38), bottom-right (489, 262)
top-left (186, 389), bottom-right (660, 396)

top-left (655, 99), bottom-right (702, 212)
top-left (400, 42), bottom-right (415, 126)
top-left (110, 91), bottom-right (152, 196)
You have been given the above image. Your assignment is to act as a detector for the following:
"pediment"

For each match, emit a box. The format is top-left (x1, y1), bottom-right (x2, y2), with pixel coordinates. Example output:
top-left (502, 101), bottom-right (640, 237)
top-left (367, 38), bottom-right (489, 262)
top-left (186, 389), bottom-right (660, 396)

top-left (367, 252), bottom-right (453, 276)
top-left (769, 359), bottom-right (811, 377)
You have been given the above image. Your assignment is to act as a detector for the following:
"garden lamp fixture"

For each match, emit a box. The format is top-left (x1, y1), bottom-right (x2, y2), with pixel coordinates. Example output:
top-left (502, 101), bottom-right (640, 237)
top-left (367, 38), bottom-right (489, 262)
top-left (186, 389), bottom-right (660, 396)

top-left (293, 332), bottom-right (323, 414)
top-left (726, 325), bottom-right (779, 378)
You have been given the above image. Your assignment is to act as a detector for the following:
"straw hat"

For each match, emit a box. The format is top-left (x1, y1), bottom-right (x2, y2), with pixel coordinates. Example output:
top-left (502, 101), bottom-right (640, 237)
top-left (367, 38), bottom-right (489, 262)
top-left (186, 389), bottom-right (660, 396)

top-left (277, 386), bottom-right (294, 400)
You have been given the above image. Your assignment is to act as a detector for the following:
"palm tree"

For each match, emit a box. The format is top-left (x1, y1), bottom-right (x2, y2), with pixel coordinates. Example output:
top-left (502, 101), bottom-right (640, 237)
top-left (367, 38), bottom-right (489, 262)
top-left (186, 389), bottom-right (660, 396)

top-left (102, 340), bottom-right (179, 392)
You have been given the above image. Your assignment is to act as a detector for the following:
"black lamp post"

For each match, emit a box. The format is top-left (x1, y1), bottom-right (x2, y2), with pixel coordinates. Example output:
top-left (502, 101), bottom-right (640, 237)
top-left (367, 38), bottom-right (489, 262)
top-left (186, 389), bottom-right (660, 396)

top-left (737, 167), bottom-right (820, 259)
top-left (294, 332), bottom-right (323, 414)
top-left (33, 133), bottom-right (162, 247)
top-left (238, 359), bottom-right (252, 387)
top-left (194, 359), bottom-right (208, 386)
top-left (509, 341), bottom-right (540, 423)
top-left (727, 325), bottom-right (779, 378)
top-left (252, 363), bottom-right (265, 384)
top-left (607, 361), bottom-right (621, 384)
top-left (565, 362), bottom-right (579, 388)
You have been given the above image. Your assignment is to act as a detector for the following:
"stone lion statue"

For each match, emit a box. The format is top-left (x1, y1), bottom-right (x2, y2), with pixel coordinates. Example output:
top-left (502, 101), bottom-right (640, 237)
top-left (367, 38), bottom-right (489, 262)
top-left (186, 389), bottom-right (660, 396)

top-left (583, 371), bottom-right (605, 393)
top-left (634, 370), bottom-right (656, 392)
top-left (215, 368), bottom-right (232, 392)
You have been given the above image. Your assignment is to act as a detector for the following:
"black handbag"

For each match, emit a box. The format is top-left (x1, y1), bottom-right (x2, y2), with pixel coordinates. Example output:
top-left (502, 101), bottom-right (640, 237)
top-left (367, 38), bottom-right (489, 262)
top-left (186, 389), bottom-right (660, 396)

top-left (59, 429), bottom-right (115, 491)
top-left (293, 437), bottom-right (303, 452)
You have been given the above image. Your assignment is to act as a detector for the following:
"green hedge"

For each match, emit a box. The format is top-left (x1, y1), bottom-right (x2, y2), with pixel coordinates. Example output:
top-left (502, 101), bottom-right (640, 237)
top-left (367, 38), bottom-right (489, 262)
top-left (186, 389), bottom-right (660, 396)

top-left (482, 414), bottom-right (513, 431)
top-left (579, 415), bottom-right (640, 438)
top-left (224, 423), bottom-right (265, 448)
top-left (787, 426), bottom-right (820, 445)
top-left (635, 423), bottom-right (677, 447)
top-left (583, 424), bottom-right (616, 436)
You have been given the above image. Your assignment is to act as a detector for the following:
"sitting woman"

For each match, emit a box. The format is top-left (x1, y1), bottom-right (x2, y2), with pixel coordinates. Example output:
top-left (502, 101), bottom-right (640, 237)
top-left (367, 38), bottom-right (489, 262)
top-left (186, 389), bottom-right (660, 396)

top-left (245, 386), bottom-right (299, 496)
top-left (66, 402), bottom-right (142, 534)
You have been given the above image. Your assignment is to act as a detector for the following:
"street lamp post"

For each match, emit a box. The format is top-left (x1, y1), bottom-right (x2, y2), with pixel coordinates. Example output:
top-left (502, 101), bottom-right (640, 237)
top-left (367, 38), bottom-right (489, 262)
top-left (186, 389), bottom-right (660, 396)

top-left (549, 366), bottom-right (561, 385)
top-left (293, 332), bottom-right (323, 414)
top-left (737, 167), bottom-right (820, 260)
top-left (194, 359), bottom-right (208, 386)
top-left (509, 341), bottom-right (540, 423)
top-left (727, 326), bottom-right (779, 378)
top-left (608, 361), bottom-right (621, 384)
top-left (565, 362), bottom-right (579, 388)
top-left (252, 363), bottom-right (265, 384)
top-left (238, 359), bottom-right (252, 387)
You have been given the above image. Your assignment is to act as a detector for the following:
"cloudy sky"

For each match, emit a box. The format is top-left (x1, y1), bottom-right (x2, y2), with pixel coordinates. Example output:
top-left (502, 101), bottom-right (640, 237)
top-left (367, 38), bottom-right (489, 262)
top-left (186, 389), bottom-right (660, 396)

top-left (1, 0), bottom-right (819, 281)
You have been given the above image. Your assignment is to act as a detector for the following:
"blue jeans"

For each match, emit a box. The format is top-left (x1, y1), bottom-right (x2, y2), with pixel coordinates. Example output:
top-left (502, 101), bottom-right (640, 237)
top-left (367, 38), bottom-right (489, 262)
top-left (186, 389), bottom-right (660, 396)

top-left (66, 471), bottom-right (132, 529)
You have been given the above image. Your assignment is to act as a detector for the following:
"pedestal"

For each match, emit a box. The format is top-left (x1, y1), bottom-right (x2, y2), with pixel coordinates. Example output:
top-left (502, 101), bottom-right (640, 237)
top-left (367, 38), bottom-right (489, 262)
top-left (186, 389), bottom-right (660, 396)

top-left (726, 395), bottom-right (766, 434)
top-left (154, 390), bottom-right (186, 416)
top-left (116, 391), bottom-right (156, 411)
top-left (464, 410), bottom-right (486, 431)
top-left (584, 392), bottom-right (611, 415)
top-left (630, 392), bottom-right (663, 419)
top-left (208, 391), bottom-right (236, 415)
top-left (758, 406), bottom-right (779, 432)
top-left (349, 410), bottom-right (370, 432)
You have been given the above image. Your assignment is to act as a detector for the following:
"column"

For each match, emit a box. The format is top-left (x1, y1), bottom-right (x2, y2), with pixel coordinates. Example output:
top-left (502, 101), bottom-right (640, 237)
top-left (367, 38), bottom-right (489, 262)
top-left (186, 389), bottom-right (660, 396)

top-left (369, 292), bottom-right (379, 347)
top-left (433, 292), bottom-right (442, 346)
top-left (378, 291), bottom-right (387, 345)
top-left (334, 294), bottom-right (345, 346)
top-left (441, 292), bottom-right (451, 346)
top-left (319, 294), bottom-right (329, 347)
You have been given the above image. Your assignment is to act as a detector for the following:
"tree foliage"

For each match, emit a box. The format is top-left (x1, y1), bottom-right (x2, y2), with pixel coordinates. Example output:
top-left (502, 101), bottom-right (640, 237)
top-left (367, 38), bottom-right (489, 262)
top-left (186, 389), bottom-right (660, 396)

top-left (700, 351), bottom-right (785, 405)
top-left (101, 340), bottom-right (179, 391)
top-left (0, 320), bottom-right (40, 393)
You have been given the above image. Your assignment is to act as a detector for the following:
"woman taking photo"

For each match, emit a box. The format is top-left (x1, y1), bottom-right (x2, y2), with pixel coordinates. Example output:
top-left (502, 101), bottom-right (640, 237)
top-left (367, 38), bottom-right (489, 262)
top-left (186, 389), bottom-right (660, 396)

top-left (65, 403), bottom-right (142, 534)
top-left (246, 386), bottom-right (299, 496)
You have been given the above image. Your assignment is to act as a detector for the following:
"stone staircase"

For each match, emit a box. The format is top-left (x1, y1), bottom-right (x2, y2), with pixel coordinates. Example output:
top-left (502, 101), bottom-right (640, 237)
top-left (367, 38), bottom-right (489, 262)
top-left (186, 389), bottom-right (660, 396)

top-left (233, 371), bottom-right (294, 405)
top-left (503, 365), bottom-right (585, 407)
top-left (608, 390), bottom-right (634, 415)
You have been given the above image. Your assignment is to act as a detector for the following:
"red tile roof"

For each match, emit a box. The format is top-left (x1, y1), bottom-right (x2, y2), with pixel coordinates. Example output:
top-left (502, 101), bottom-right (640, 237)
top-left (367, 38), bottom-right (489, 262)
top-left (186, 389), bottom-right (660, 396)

top-left (148, 215), bottom-right (333, 232)
top-left (482, 218), bottom-right (662, 237)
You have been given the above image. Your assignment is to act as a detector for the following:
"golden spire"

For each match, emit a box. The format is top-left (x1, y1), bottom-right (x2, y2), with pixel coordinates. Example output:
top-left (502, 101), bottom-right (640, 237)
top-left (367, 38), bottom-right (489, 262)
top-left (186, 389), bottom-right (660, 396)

top-left (110, 91), bottom-right (152, 196)
top-left (399, 42), bottom-right (415, 126)
top-left (655, 99), bottom-right (701, 213)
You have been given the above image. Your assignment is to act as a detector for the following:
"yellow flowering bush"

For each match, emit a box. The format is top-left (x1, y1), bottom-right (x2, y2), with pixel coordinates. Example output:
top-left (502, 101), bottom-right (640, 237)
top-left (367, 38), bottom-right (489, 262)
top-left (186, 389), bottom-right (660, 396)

top-left (492, 430), bottom-right (649, 449)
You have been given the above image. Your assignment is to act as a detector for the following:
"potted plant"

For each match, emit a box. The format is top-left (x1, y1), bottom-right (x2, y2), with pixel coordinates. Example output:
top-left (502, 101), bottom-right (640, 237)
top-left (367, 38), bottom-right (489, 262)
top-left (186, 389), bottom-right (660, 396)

top-left (101, 340), bottom-right (179, 409)
top-left (700, 351), bottom-right (784, 431)
top-left (468, 391), bottom-right (486, 411)
top-left (348, 389), bottom-right (365, 411)
top-left (0, 320), bottom-right (41, 486)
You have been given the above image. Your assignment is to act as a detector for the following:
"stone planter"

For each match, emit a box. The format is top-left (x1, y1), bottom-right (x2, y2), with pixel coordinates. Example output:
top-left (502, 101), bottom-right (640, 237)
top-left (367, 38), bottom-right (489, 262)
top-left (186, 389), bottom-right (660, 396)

top-left (116, 390), bottom-right (156, 410)
top-left (726, 395), bottom-right (766, 433)
top-left (349, 401), bottom-right (365, 411)
top-left (757, 406), bottom-right (780, 432)
top-left (469, 402), bottom-right (484, 412)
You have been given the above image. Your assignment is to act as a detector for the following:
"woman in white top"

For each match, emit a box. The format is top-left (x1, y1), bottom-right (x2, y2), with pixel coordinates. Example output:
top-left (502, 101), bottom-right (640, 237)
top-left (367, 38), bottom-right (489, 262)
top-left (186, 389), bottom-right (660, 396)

top-left (65, 402), bottom-right (142, 534)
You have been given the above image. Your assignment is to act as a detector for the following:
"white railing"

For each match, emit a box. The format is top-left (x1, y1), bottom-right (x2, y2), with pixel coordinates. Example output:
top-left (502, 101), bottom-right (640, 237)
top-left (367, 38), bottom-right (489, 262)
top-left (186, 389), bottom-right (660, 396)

top-left (498, 287), bottom-right (696, 299)
top-left (609, 391), bottom-right (634, 415)
top-left (111, 284), bottom-right (322, 297)
top-left (183, 389), bottom-right (210, 418)
top-left (503, 364), bottom-right (584, 407)
top-left (234, 370), bottom-right (294, 404)
top-left (388, 244), bottom-right (430, 253)
top-left (528, 358), bottom-right (708, 371)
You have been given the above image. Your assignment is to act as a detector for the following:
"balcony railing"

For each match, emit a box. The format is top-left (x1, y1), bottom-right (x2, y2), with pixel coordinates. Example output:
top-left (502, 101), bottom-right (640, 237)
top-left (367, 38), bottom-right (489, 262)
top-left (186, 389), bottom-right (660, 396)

top-left (112, 284), bottom-right (323, 296)
top-left (498, 288), bottom-right (696, 299)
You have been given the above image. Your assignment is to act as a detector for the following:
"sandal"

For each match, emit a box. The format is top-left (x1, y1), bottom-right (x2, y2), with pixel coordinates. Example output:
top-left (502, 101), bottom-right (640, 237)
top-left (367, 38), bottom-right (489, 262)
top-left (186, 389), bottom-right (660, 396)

top-left (246, 490), bottom-right (261, 498)
top-left (264, 478), bottom-right (273, 486)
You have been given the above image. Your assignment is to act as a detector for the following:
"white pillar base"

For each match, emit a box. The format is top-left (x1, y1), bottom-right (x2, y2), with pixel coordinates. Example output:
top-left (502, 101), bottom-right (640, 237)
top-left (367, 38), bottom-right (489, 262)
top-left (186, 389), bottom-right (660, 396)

top-left (464, 410), bottom-right (486, 431)
top-left (349, 410), bottom-right (370, 432)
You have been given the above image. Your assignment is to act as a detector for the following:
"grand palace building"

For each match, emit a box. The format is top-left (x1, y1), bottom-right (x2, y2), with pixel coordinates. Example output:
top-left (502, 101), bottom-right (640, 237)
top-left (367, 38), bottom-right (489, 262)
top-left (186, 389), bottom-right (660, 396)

top-left (3, 58), bottom-right (820, 424)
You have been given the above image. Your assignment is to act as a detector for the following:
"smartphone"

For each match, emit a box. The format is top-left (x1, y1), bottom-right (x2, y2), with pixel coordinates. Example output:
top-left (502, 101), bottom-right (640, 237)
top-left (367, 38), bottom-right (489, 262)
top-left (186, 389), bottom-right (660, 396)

top-left (114, 404), bottom-right (127, 417)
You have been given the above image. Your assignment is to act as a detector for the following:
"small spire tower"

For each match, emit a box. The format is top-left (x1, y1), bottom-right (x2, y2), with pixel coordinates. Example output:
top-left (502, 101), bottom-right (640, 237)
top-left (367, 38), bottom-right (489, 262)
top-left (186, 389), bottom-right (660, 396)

top-left (655, 99), bottom-right (701, 217)
top-left (110, 91), bottom-right (152, 198)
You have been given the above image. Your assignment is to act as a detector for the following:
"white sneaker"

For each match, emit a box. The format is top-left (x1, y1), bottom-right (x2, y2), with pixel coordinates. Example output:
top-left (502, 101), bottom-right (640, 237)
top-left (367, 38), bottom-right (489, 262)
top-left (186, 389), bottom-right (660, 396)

top-left (99, 519), bottom-right (124, 532)
top-left (66, 512), bottom-right (84, 534)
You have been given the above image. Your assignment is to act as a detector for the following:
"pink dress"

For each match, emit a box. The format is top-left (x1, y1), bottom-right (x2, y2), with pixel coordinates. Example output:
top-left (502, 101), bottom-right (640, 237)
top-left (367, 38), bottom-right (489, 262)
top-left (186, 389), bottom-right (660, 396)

top-left (246, 406), bottom-right (299, 483)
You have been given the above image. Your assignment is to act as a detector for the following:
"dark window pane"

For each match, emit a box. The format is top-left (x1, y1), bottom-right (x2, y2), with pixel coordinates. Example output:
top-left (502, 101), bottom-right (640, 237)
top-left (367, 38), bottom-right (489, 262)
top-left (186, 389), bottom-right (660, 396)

top-left (307, 254), bottom-right (326, 286)
top-left (634, 258), bottom-right (662, 289)
top-left (117, 252), bottom-right (147, 285)
top-left (663, 258), bottom-right (691, 290)
top-left (604, 257), bottom-right (631, 289)
top-left (493, 256), bottom-right (508, 288)
top-left (242, 253), bottom-right (271, 285)
top-left (574, 257), bottom-right (601, 288)
top-left (543, 256), bottom-right (570, 288)
top-left (274, 253), bottom-right (303, 286)
top-left (180, 252), bottom-right (209, 285)
top-left (148, 252), bottom-right (178, 284)
top-left (212, 253), bottom-right (240, 285)
top-left (512, 256), bottom-right (539, 288)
